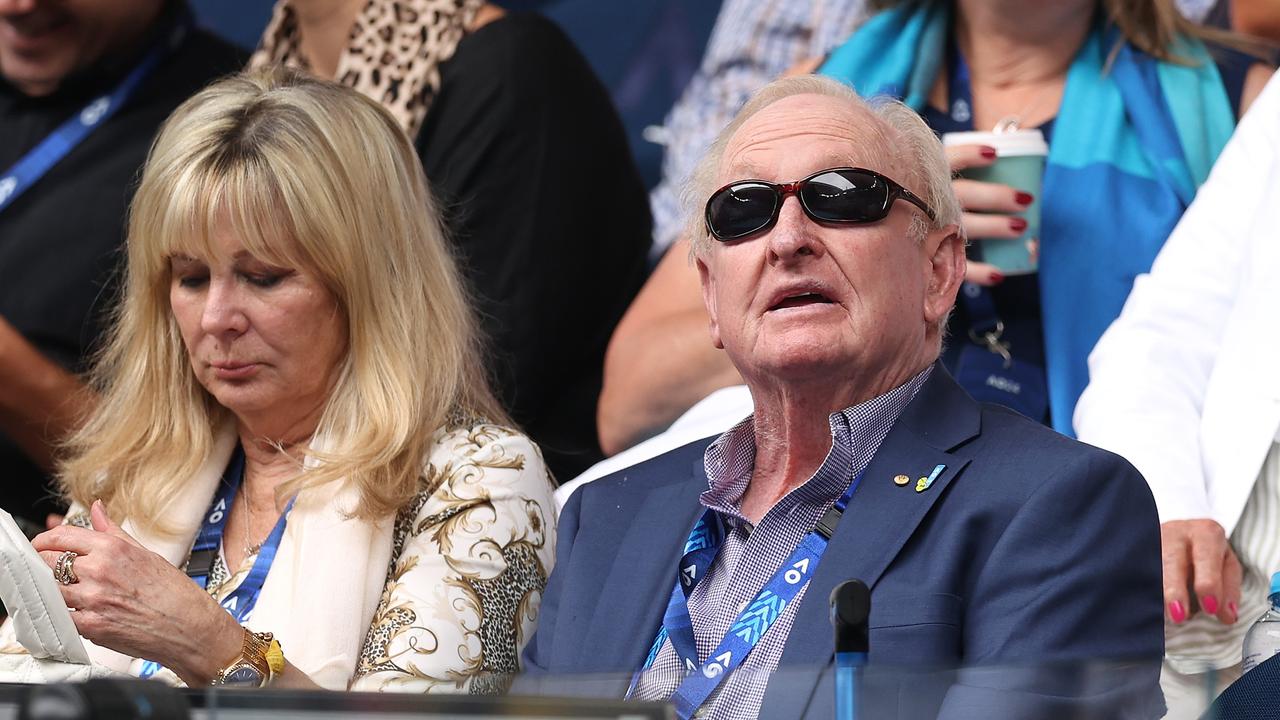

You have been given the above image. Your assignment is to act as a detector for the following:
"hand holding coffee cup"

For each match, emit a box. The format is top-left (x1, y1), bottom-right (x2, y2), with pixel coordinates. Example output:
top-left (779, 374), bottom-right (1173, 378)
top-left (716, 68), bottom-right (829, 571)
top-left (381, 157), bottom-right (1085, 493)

top-left (943, 130), bottom-right (1047, 284)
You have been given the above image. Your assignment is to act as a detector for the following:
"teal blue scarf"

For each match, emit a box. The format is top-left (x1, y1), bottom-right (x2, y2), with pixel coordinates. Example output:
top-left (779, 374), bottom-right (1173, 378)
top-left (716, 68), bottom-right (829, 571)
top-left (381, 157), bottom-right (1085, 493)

top-left (820, 3), bottom-right (1235, 434)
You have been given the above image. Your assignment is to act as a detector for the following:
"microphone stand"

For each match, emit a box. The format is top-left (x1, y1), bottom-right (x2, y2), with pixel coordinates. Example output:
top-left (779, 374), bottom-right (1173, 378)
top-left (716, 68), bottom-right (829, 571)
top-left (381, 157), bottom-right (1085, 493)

top-left (830, 580), bottom-right (870, 720)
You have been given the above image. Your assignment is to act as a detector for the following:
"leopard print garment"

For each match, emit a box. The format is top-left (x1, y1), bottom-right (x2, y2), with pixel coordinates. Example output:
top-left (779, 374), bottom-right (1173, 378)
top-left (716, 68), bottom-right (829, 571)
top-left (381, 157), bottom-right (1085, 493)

top-left (249, 0), bottom-right (485, 138)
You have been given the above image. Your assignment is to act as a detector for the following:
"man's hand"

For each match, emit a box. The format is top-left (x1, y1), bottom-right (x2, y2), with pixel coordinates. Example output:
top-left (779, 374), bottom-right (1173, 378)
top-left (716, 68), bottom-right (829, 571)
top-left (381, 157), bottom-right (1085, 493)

top-left (1161, 518), bottom-right (1241, 625)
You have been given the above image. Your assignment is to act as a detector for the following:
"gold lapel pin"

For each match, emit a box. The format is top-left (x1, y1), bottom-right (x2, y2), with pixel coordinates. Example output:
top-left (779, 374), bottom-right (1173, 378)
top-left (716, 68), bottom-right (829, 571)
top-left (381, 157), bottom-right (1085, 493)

top-left (893, 474), bottom-right (910, 486)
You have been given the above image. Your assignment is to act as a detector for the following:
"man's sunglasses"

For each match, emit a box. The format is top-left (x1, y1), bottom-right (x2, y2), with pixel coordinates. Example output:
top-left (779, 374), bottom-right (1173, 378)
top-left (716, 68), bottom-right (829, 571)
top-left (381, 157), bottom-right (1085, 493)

top-left (703, 167), bottom-right (937, 241)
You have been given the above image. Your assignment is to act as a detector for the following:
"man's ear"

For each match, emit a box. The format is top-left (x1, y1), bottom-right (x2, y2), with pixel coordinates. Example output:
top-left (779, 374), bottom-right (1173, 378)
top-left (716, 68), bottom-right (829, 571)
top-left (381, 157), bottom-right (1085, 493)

top-left (695, 254), bottom-right (724, 350)
top-left (923, 223), bottom-right (965, 326)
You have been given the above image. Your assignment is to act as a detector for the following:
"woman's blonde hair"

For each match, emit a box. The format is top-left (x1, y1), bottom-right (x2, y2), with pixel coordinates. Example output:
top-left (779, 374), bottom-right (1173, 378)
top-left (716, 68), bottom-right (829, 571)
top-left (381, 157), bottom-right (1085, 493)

top-left (59, 68), bottom-right (507, 532)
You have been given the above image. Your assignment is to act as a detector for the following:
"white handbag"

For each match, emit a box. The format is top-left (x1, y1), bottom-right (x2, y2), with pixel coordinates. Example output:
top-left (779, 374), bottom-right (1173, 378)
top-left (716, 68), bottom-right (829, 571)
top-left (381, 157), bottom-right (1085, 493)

top-left (0, 508), bottom-right (128, 682)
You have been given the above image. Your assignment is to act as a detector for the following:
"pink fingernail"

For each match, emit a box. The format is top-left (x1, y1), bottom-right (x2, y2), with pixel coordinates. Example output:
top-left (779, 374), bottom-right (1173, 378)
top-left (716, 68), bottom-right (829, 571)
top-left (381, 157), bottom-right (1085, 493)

top-left (1203, 595), bottom-right (1219, 615)
top-left (1169, 601), bottom-right (1186, 624)
top-left (1229, 601), bottom-right (1238, 618)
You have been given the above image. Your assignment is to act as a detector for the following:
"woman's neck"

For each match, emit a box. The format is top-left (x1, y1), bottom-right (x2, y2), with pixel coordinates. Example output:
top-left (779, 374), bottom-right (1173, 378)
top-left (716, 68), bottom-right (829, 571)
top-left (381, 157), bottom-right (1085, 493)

top-left (292, 0), bottom-right (365, 79)
top-left (936, 0), bottom-right (1093, 129)
top-left (954, 0), bottom-right (1093, 89)
top-left (236, 427), bottom-right (310, 512)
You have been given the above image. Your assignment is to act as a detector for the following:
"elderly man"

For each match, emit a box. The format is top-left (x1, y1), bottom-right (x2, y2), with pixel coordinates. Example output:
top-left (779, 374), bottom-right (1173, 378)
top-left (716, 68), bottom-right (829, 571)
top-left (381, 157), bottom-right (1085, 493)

top-left (521, 76), bottom-right (1164, 719)
top-left (0, 0), bottom-right (241, 530)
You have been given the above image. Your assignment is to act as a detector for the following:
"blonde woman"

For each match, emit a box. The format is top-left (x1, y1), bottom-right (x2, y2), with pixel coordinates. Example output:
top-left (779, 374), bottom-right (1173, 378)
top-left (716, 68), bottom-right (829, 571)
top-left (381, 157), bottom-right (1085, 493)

top-left (6, 68), bottom-right (555, 693)
top-left (248, 0), bottom-right (652, 483)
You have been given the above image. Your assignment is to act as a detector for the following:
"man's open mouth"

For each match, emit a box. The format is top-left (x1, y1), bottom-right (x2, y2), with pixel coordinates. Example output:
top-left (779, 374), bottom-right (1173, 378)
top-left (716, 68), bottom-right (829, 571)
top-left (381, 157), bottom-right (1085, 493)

top-left (770, 292), bottom-right (835, 311)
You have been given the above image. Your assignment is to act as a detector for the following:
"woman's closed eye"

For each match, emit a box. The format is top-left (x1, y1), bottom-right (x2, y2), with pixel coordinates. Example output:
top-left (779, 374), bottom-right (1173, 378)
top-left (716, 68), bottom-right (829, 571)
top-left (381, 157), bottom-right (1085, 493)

top-left (175, 273), bottom-right (209, 289)
top-left (241, 271), bottom-right (291, 288)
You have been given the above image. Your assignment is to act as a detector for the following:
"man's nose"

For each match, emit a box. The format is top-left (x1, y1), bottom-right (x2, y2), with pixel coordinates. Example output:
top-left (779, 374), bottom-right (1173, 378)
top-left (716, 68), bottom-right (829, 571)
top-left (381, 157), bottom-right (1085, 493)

top-left (766, 196), bottom-right (824, 264)
top-left (200, 280), bottom-right (249, 337)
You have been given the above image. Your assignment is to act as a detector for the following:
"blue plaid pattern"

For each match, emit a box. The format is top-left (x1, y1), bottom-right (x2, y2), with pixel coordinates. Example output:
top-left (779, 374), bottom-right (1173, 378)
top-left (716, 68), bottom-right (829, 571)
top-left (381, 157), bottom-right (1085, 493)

top-left (630, 367), bottom-right (931, 718)
top-left (647, 0), bottom-right (871, 257)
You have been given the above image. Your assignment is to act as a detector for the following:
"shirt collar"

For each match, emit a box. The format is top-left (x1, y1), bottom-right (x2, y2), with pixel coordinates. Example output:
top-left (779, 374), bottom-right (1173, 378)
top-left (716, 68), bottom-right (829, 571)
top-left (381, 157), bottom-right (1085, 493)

top-left (700, 365), bottom-right (934, 520)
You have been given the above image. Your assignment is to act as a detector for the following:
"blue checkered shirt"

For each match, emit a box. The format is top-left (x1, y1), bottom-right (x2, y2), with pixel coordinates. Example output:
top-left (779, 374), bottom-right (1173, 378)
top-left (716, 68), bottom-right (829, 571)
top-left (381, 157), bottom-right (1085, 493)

top-left (647, 0), bottom-right (871, 259)
top-left (630, 367), bottom-right (932, 719)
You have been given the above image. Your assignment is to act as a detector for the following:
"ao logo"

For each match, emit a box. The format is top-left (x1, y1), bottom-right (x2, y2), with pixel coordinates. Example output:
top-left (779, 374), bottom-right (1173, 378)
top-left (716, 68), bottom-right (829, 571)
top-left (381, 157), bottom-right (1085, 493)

top-left (701, 651), bottom-right (732, 678)
top-left (207, 497), bottom-right (228, 524)
top-left (784, 557), bottom-right (810, 585)
top-left (681, 564), bottom-right (697, 586)
top-left (0, 177), bottom-right (15, 205)
top-left (80, 97), bottom-right (111, 126)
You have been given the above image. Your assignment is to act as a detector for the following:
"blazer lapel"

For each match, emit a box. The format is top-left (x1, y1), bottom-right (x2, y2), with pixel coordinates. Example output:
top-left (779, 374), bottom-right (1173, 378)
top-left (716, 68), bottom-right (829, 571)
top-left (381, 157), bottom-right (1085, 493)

top-left (759, 367), bottom-right (981, 720)
top-left (576, 457), bottom-right (706, 677)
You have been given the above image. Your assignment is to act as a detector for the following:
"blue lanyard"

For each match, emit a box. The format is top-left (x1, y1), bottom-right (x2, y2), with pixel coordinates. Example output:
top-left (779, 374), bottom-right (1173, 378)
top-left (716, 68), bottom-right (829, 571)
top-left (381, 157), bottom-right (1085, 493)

top-left (0, 14), bottom-right (189, 214)
top-left (139, 446), bottom-right (294, 678)
top-left (947, 40), bottom-right (976, 127)
top-left (629, 470), bottom-right (865, 719)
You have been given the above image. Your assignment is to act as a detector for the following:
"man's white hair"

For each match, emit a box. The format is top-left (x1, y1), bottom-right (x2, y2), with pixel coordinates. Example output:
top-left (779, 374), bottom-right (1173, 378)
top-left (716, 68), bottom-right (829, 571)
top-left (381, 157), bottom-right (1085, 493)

top-left (684, 74), bottom-right (963, 258)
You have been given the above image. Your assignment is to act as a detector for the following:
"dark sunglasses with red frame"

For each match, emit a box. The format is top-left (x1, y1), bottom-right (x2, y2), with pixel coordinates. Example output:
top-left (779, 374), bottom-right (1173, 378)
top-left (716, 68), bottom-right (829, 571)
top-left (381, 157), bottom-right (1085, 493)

top-left (704, 166), bottom-right (937, 242)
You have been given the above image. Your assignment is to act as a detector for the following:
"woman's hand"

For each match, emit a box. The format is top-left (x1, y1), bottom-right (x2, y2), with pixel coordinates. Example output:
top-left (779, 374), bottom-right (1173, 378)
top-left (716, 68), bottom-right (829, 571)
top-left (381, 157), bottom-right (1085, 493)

top-left (1160, 518), bottom-right (1242, 626)
top-left (32, 501), bottom-right (242, 686)
top-left (946, 143), bottom-right (1037, 286)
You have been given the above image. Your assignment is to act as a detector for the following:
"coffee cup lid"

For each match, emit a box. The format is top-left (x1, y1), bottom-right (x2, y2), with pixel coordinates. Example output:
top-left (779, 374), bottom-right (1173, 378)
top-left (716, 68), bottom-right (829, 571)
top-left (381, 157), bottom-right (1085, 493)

top-left (942, 129), bottom-right (1048, 157)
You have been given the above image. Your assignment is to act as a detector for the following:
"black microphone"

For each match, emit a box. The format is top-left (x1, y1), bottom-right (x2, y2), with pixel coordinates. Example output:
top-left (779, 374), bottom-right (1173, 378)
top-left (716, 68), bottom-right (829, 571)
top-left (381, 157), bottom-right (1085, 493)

top-left (830, 579), bottom-right (870, 720)
top-left (830, 579), bottom-right (870, 656)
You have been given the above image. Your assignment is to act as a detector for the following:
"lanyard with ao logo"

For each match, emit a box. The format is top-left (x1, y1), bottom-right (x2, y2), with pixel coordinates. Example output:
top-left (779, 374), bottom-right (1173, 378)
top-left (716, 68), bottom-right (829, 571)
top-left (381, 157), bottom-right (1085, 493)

top-left (139, 446), bottom-right (294, 678)
top-left (628, 470), bottom-right (865, 719)
top-left (0, 13), bottom-right (191, 213)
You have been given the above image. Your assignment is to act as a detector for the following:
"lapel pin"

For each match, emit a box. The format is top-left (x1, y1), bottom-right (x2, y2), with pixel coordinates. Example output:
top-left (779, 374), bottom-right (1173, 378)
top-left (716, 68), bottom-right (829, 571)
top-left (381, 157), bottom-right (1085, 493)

top-left (893, 474), bottom-right (910, 486)
top-left (915, 464), bottom-right (947, 493)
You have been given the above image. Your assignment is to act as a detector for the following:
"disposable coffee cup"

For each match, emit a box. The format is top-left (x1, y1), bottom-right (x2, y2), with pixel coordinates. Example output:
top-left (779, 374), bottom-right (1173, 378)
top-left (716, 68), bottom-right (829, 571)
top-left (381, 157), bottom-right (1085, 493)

top-left (942, 129), bottom-right (1047, 275)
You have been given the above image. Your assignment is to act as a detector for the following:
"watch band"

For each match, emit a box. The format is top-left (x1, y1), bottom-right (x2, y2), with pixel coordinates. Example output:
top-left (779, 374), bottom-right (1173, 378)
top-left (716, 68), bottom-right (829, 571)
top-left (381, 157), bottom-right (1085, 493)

top-left (211, 628), bottom-right (274, 687)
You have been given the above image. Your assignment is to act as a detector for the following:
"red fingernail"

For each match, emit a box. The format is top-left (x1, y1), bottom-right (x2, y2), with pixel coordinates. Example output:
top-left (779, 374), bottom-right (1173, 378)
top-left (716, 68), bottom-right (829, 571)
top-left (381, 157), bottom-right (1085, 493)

top-left (1015, 191), bottom-right (1034, 206)
top-left (989, 271), bottom-right (1005, 284)
top-left (980, 146), bottom-right (997, 159)
top-left (1203, 595), bottom-right (1219, 615)
top-left (1169, 601), bottom-right (1186, 624)
top-left (1009, 217), bottom-right (1028, 232)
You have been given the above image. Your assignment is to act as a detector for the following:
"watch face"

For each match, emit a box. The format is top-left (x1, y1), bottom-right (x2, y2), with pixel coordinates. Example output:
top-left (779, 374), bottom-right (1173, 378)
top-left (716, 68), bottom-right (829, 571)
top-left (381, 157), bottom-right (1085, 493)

top-left (222, 664), bottom-right (265, 687)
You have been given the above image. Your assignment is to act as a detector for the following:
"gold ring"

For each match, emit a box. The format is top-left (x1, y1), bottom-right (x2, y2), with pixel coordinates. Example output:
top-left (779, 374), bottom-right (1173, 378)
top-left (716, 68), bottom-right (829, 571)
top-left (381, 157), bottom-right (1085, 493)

top-left (54, 550), bottom-right (79, 585)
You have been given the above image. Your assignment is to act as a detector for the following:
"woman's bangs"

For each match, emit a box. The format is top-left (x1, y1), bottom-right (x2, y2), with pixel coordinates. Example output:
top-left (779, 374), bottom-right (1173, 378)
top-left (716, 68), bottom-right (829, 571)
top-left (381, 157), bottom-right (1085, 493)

top-left (155, 155), bottom-right (307, 272)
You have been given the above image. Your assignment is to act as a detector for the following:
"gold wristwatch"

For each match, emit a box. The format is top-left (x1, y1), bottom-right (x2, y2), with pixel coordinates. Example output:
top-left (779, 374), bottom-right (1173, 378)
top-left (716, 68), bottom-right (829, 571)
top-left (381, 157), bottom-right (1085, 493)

top-left (211, 628), bottom-right (279, 687)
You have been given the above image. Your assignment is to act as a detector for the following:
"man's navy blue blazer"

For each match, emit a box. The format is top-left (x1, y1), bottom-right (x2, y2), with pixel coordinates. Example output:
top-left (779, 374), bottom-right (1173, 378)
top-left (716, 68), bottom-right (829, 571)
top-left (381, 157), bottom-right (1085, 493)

top-left (520, 367), bottom-right (1165, 718)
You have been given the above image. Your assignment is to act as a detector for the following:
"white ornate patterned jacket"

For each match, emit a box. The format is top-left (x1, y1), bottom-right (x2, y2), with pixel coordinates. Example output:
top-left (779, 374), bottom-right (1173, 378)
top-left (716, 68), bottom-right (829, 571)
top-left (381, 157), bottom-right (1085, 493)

top-left (0, 420), bottom-right (556, 693)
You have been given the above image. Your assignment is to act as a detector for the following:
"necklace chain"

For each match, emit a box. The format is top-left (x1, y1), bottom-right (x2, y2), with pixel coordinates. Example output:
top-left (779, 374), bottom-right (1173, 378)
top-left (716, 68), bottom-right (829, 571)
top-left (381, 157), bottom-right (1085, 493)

top-left (240, 492), bottom-right (266, 559)
top-left (979, 77), bottom-right (1063, 133)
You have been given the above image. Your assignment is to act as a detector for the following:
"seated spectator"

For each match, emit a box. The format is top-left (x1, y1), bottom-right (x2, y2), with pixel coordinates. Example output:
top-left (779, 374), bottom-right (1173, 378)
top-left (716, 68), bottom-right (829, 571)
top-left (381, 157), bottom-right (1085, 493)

top-left (2, 70), bottom-right (555, 691)
top-left (249, 0), bottom-right (651, 481)
top-left (601, 0), bottom-right (871, 457)
top-left (0, 0), bottom-right (243, 531)
top-left (1076, 71), bottom-right (1280, 720)
top-left (523, 75), bottom-right (1164, 719)
top-left (598, 0), bottom-right (1271, 457)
